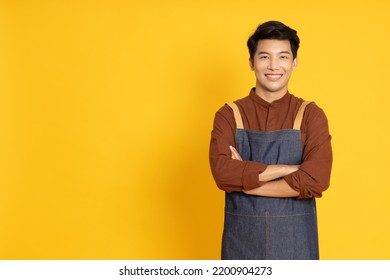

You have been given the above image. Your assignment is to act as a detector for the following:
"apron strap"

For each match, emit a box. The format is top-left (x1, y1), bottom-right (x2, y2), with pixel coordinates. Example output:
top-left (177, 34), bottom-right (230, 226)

top-left (293, 101), bottom-right (311, 130)
top-left (227, 102), bottom-right (244, 129)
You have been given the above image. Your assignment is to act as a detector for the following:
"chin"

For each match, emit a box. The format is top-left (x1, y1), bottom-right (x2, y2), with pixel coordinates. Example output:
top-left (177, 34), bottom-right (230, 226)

top-left (266, 87), bottom-right (285, 93)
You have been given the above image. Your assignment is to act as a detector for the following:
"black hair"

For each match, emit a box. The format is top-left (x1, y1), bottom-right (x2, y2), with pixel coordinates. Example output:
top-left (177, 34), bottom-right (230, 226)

top-left (247, 21), bottom-right (300, 59)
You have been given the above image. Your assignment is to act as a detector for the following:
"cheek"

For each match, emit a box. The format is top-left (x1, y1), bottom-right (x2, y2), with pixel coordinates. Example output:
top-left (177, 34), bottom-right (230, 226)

top-left (288, 61), bottom-right (297, 71)
top-left (254, 64), bottom-right (267, 73)
top-left (283, 65), bottom-right (295, 73)
top-left (292, 63), bottom-right (297, 71)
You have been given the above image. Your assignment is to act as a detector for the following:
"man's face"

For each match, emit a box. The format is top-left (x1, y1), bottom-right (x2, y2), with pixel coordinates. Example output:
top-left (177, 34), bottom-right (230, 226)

top-left (249, 39), bottom-right (297, 96)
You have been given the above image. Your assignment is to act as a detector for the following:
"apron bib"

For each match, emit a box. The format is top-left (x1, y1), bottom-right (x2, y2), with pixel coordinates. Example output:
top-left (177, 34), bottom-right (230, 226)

top-left (222, 101), bottom-right (319, 260)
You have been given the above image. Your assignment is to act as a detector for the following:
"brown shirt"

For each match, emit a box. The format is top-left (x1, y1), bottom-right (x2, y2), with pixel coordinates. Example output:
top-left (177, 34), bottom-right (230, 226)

top-left (209, 89), bottom-right (332, 198)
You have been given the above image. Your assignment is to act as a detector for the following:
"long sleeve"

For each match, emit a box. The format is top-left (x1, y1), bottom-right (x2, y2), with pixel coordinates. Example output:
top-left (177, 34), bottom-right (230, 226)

top-left (209, 105), bottom-right (268, 192)
top-left (284, 104), bottom-right (333, 198)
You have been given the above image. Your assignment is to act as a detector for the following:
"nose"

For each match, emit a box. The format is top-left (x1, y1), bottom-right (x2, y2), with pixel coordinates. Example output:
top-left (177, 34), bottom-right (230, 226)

top-left (267, 57), bottom-right (279, 70)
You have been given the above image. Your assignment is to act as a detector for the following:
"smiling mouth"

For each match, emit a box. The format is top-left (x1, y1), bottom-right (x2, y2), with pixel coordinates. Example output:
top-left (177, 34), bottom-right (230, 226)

top-left (265, 74), bottom-right (283, 81)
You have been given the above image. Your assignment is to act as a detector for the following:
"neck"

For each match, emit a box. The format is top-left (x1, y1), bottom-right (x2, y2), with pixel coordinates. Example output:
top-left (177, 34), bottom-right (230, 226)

top-left (255, 87), bottom-right (288, 103)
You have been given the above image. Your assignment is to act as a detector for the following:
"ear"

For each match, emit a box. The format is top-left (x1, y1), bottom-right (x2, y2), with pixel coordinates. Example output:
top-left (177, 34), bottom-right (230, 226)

top-left (292, 56), bottom-right (298, 71)
top-left (249, 58), bottom-right (254, 70)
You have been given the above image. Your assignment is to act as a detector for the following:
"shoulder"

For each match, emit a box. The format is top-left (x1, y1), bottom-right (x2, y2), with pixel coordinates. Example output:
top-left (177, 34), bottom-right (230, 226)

top-left (289, 92), bottom-right (328, 119)
top-left (302, 102), bottom-right (330, 135)
top-left (288, 93), bottom-right (330, 129)
top-left (305, 102), bottom-right (328, 121)
top-left (215, 95), bottom-right (252, 116)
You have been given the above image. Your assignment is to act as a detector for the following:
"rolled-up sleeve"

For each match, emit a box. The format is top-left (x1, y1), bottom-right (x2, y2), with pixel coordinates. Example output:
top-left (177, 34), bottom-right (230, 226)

top-left (284, 104), bottom-right (333, 198)
top-left (209, 105), bottom-right (267, 192)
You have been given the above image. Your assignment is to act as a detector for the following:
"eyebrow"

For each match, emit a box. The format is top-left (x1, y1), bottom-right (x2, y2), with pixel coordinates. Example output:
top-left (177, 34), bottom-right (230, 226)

top-left (257, 51), bottom-right (291, 55)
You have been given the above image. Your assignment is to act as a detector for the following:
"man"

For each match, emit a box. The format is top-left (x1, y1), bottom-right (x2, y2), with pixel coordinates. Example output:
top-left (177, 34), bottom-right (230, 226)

top-left (209, 21), bottom-right (332, 260)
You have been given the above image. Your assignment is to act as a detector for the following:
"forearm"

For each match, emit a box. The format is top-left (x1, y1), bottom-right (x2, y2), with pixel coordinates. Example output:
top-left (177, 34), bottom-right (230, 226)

top-left (258, 164), bottom-right (299, 182)
top-left (243, 179), bottom-right (299, 198)
top-left (230, 145), bottom-right (298, 183)
top-left (210, 156), bottom-right (267, 191)
top-left (209, 109), bottom-right (269, 192)
top-left (284, 158), bottom-right (332, 198)
top-left (283, 105), bottom-right (333, 198)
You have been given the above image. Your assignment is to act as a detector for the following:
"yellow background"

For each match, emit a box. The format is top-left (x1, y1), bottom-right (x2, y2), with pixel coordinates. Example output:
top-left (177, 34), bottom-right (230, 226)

top-left (0, 0), bottom-right (389, 259)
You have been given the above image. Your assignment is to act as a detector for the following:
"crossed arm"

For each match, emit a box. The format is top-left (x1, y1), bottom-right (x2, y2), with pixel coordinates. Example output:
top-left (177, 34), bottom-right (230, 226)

top-left (229, 146), bottom-right (300, 197)
top-left (210, 104), bottom-right (332, 198)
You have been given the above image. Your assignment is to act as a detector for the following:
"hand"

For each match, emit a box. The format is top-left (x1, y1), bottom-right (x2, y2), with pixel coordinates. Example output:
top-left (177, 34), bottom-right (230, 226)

top-left (289, 165), bottom-right (300, 173)
top-left (242, 188), bottom-right (253, 195)
top-left (242, 179), bottom-right (300, 197)
top-left (229, 145), bottom-right (242, 161)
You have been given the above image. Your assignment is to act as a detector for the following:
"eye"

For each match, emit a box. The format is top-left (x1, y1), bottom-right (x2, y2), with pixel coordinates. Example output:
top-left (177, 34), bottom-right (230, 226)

top-left (280, 55), bottom-right (289, 59)
top-left (259, 55), bottom-right (269, 59)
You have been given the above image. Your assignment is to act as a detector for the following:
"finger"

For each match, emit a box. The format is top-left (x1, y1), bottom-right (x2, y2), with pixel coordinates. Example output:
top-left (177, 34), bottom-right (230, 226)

top-left (229, 145), bottom-right (236, 159)
top-left (229, 145), bottom-right (242, 160)
top-left (233, 146), bottom-right (243, 161)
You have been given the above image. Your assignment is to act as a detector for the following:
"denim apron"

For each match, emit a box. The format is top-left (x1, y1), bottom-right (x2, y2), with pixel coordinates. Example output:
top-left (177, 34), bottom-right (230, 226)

top-left (222, 101), bottom-right (319, 260)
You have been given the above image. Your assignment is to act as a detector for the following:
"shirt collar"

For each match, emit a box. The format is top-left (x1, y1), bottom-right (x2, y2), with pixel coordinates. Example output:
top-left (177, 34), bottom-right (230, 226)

top-left (249, 88), bottom-right (292, 108)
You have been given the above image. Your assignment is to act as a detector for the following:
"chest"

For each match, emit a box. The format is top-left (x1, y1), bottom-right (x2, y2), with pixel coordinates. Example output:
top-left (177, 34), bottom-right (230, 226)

top-left (235, 128), bottom-right (303, 165)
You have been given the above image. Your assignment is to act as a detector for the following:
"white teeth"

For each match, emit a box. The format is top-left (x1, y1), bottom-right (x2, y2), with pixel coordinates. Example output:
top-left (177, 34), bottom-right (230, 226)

top-left (265, 74), bottom-right (282, 80)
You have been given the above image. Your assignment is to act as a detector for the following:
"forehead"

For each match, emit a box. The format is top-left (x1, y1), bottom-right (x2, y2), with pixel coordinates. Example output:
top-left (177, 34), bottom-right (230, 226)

top-left (256, 39), bottom-right (292, 54)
